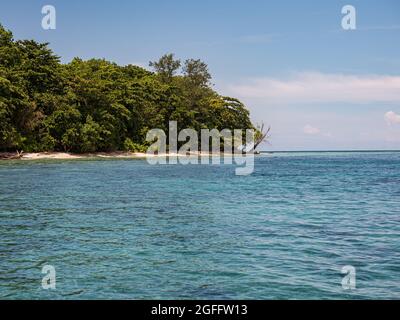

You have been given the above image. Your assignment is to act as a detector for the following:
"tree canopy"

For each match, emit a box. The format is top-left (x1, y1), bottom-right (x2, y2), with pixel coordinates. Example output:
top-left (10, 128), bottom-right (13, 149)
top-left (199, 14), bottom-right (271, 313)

top-left (0, 24), bottom-right (258, 153)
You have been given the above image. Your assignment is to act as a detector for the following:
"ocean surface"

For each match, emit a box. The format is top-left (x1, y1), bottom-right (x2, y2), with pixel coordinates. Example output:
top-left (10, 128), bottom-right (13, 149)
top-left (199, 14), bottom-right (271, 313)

top-left (0, 151), bottom-right (399, 299)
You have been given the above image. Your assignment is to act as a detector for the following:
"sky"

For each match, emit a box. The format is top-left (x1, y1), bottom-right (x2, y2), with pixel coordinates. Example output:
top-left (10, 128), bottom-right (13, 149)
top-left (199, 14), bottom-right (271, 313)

top-left (1, 0), bottom-right (400, 150)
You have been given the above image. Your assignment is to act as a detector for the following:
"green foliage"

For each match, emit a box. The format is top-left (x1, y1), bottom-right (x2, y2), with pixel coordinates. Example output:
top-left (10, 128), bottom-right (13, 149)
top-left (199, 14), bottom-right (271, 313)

top-left (0, 24), bottom-right (257, 153)
top-left (123, 138), bottom-right (147, 153)
top-left (80, 115), bottom-right (101, 153)
top-left (183, 59), bottom-right (211, 88)
top-left (149, 53), bottom-right (181, 82)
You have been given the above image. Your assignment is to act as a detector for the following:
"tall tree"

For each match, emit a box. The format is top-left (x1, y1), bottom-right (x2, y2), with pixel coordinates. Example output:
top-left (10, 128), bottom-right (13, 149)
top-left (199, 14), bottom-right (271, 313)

top-left (149, 53), bottom-right (181, 82)
top-left (183, 59), bottom-right (211, 88)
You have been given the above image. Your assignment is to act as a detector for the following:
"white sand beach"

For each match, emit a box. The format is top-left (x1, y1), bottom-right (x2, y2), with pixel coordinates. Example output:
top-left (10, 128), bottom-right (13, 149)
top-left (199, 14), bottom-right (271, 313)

top-left (0, 151), bottom-right (221, 161)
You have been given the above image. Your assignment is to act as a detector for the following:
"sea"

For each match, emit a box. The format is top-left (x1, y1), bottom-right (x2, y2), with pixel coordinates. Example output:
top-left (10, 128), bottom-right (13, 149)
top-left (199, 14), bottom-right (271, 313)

top-left (0, 151), bottom-right (399, 299)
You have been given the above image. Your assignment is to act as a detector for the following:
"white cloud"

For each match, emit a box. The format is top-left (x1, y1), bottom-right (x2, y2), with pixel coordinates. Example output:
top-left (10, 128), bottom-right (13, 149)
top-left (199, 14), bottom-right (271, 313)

top-left (227, 72), bottom-right (400, 104)
top-left (384, 111), bottom-right (400, 125)
top-left (303, 124), bottom-right (320, 135)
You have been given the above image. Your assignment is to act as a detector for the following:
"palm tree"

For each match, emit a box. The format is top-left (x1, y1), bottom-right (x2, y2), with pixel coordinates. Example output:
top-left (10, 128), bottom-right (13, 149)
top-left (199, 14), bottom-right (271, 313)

top-left (253, 122), bottom-right (271, 153)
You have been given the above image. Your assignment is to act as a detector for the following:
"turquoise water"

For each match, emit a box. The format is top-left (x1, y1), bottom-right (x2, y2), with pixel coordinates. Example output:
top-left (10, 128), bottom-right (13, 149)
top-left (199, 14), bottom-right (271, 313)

top-left (0, 152), bottom-right (399, 299)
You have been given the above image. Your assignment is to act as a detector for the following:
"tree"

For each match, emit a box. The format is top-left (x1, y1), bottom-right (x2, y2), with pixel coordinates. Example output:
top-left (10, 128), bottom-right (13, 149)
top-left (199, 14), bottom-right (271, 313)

top-left (80, 115), bottom-right (101, 153)
top-left (253, 122), bottom-right (271, 152)
top-left (149, 53), bottom-right (181, 82)
top-left (15, 40), bottom-right (62, 95)
top-left (44, 104), bottom-right (82, 151)
top-left (183, 59), bottom-right (211, 87)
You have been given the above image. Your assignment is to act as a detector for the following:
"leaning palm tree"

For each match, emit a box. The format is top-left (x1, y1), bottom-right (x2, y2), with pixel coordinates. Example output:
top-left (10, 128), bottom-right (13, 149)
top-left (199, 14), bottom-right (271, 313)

top-left (234, 122), bottom-right (271, 154)
top-left (253, 122), bottom-right (271, 151)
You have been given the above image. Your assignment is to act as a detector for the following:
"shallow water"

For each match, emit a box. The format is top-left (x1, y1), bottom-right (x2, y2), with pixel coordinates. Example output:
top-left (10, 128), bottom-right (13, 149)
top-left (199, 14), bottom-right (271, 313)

top-left (0, 152), bottom-right (399, 299)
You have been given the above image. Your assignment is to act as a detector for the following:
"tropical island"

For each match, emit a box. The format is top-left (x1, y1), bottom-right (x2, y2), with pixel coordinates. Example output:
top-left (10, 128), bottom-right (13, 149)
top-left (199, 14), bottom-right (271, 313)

top-left (0, 24), bottom-right (266, 160)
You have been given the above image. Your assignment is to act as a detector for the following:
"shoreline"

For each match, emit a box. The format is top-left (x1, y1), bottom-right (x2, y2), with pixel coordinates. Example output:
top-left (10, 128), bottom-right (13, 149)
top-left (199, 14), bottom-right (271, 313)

top-left (1, 150), bottom-right (398, 161)
top-left (0, 151), bottom-right (225, 161)
top-left (21, 152), bottom-right (148, 160)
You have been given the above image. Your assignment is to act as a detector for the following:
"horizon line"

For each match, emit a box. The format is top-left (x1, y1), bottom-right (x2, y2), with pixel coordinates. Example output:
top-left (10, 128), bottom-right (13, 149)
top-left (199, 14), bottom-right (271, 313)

top-left (261, 149), bottom-right (400, 153)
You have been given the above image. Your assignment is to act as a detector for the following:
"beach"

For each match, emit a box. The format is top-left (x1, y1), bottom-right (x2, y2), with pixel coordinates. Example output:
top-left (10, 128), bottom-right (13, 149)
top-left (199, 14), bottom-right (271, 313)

top-left (0, 151), bottom-right (239, 161)
top-left (0, 151), bottom-right (205, 161)
top-left (19, 152), bottom-right (148, 160)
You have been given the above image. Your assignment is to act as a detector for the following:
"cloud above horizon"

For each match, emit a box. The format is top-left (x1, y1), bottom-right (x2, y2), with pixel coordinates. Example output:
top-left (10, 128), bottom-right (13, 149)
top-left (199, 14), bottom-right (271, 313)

top-left (384, 111), bottom-right (400, 125)
top-left (227, 72), bottom-right (400, 105)
top-left (303, 124), bottom-right (320, 135)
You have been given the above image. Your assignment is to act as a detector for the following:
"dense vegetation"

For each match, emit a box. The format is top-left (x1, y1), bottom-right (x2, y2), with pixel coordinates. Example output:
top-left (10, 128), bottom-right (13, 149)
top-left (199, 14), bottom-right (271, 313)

top-left (0, 24), bottom-right (256, 153)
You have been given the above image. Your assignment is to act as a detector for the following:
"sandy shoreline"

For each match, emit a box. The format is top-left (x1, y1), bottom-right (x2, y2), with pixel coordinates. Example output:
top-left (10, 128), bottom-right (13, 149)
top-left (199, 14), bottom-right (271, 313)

top-left (0, 151), bottom-right (220, 161)
top-left (20, 152), bottom-right (147, 160)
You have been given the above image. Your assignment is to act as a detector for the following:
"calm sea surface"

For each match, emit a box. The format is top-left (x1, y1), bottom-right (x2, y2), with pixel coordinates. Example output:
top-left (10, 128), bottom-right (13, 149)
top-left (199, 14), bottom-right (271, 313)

top-left (0, 152), bottom-right (399, 299)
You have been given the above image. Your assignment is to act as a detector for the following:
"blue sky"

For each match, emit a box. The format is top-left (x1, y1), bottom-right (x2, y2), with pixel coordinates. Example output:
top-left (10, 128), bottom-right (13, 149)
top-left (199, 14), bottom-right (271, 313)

top-left (1, 0), bottom-right (400, 150)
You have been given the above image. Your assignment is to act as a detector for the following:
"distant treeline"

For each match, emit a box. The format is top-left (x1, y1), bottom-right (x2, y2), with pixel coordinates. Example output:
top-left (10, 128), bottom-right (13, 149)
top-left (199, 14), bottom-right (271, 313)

top-left (0, 24), bottom-right (257, 153)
